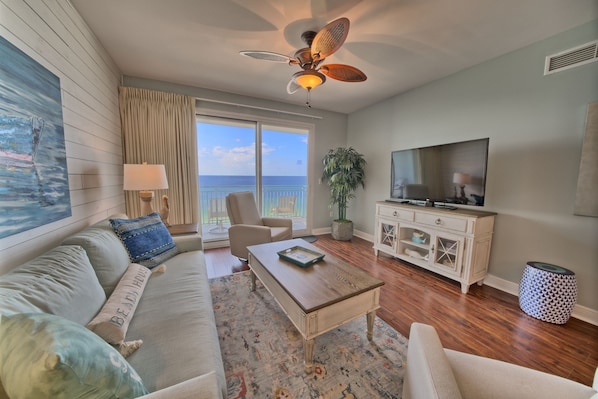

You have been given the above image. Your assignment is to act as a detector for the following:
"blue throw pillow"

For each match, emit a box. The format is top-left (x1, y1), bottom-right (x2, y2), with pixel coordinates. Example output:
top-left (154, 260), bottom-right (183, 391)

top-left (0, 313), bottom-right (148, 399)
top-left (110, 213), bottom-right (178, 269)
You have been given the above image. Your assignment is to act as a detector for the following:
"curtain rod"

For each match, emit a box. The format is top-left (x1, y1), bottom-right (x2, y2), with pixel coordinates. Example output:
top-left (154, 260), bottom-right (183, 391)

top-left (195, 97), bottom-right (323, 120)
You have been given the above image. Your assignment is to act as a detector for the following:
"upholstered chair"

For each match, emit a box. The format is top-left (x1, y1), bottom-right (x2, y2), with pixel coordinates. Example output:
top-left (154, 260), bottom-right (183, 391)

top-left (225, 191), bottom-right (292, 260)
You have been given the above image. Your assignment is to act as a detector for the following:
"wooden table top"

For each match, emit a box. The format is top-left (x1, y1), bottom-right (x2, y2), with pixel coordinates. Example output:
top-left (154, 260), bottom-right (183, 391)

top-left (247, 239), bottom-right (384, 313)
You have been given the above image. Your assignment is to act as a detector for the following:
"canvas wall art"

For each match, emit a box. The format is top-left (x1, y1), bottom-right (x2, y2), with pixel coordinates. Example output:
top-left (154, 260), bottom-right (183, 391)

top-left (0, 35), bottom-right (71, 239)
top-left (574, 102), bottom-right (598, 217)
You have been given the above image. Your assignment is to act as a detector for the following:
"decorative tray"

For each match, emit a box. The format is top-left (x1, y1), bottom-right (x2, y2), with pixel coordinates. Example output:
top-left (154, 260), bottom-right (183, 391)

top-left (277, 246), bottom-right (325, 268)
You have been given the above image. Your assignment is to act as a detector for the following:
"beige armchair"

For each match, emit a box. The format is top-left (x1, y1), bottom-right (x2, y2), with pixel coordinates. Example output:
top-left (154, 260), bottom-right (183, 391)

top-left (225, 191), bottom-right (292, 259)
top-left (403, 323), bottom-right (597, 399)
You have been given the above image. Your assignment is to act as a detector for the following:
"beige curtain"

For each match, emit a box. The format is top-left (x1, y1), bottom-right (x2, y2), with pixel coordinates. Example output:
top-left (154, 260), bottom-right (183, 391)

top-left (119, 86), bottom-right (199, 225)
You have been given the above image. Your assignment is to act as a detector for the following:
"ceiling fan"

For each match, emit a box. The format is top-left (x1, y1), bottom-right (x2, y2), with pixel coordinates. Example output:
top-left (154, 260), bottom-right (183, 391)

top-left (240, 17), bottom-right (366, 106)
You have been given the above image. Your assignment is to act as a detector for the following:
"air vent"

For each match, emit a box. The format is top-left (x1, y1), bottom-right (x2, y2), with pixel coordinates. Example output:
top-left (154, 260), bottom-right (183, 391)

top-left (544, 40), bottom-right (598, 75)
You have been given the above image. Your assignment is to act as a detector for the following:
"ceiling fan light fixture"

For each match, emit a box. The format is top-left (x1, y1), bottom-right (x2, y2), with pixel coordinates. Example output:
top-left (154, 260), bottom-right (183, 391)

top-left (292, 70), bottom-right (326, 90)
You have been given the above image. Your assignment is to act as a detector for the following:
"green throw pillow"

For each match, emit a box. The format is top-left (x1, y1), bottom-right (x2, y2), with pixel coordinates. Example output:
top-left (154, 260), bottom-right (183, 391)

top-left (0, 313), bottom-right (148, 399)
top-left (110, 213), bottom-right (178, 269)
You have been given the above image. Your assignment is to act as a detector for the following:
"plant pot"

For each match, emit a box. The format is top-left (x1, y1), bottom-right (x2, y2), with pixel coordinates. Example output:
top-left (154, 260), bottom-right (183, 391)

top-left (331, 220), bottom-right (353, 241)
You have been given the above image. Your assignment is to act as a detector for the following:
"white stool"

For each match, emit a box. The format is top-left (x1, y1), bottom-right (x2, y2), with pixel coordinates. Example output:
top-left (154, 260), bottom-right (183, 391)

top-left (519, 261), bottom-right (577, 324)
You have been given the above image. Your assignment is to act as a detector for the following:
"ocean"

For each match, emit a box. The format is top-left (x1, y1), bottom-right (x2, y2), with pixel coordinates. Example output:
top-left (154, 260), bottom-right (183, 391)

top-left (199, 175), bottom-right (306, 187)
top-left (198, 175), bottom-right (307, 219)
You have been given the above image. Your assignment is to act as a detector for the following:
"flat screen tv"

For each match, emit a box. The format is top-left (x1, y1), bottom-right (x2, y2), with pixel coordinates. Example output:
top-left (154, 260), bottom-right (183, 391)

top-left (389, 138), bottom-right (489, 207)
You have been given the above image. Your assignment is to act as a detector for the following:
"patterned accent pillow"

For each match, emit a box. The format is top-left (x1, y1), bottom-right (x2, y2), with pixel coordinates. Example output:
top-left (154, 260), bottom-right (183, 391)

top-left (87, 263), bottom-right (151, 346)
top-left (110, 213), bottom-right (179, 269)
top-left (0, 313), bottom-right (148, 399)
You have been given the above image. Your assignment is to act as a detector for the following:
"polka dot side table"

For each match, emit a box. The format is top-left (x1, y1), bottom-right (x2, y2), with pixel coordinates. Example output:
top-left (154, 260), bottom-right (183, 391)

top-left (519, 261), bottom-right (577, 324)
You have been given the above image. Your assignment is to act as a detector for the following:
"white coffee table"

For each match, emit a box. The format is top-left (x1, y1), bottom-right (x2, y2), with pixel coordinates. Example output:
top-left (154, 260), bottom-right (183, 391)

top-left (247, 238), bottom-right (385, 373)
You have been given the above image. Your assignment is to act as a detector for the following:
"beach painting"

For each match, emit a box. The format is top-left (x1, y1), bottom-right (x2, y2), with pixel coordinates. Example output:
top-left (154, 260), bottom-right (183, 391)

top-left (0, 35), bottom-right (71, 239)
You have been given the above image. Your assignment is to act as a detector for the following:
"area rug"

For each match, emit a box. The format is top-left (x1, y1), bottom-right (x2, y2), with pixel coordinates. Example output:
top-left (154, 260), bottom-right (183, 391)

top-left (209, 271), bottom-right (407, 399)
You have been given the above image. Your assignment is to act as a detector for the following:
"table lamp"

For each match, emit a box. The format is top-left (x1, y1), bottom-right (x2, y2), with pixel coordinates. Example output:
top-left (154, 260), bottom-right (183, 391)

top-left (123, 163), bottom-right (169, 216)
top-left (453, 172), bottom-right (471, 204)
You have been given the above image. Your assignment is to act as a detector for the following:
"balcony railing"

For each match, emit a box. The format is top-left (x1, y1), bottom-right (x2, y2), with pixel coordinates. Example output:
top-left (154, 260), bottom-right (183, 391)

top-left (199, 185), bottom-right (307, 227)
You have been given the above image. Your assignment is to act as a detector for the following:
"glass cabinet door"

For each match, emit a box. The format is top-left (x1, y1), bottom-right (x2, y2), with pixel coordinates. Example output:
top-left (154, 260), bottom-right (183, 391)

top-left (431, 234), bottom-right (464, 275)
top-left (376, 218), bottom-right (398, 252)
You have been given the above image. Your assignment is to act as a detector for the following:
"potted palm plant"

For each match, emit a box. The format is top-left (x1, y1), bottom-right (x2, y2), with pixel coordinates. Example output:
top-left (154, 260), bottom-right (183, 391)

top-left (321, 147), bottom-right (366, 240)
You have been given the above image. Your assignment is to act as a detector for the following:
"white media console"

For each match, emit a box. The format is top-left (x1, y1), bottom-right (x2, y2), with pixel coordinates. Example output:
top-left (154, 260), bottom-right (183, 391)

top-left (374, 201), bottom-right (497, 293)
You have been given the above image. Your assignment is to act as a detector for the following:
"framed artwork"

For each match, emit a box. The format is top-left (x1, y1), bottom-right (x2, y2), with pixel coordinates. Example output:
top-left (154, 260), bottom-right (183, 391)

top-left (0, 35), bottom-right (71, 239)
top-left (574, 102), bottom-right (598, 217)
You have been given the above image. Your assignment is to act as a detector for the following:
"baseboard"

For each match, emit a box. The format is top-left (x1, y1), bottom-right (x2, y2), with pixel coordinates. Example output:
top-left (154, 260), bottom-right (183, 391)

top-left (353, 230), bottom-right (374, 242)
top-left (571, 305), bottom-right (598, 326)
top-left (482, 274), bottom-right (519, 296)
top-left (311, 227), bottom-right (331, 236)
top-left (353, 229), bottom-right (598, 326)
top-left (312, 227), bottom-right (374, 241)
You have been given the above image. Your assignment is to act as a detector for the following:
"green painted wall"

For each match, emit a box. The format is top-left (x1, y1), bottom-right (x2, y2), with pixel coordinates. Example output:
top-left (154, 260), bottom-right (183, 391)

top-left (347, 21), bottom-right (598, 310)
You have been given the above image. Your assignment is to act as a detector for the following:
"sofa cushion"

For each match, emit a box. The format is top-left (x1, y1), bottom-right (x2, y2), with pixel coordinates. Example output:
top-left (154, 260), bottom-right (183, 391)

top-left (0, 245), bottom-right (105, 325)
top-left (87, 263), bottom-right (151, 346)
top-left (0, 313), bottom-right (148, 399)
top-left (62, 223), bottom-right (131, 296)
top-left (138, 372), bottom-right (220, 399)
top-left (110, 213), bottom-right (179, 269)
top-left (125, 250), bottom-right (226, 397)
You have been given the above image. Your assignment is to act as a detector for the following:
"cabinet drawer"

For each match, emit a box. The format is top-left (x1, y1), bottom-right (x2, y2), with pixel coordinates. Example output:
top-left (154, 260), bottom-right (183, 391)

top-left (415, 213), bottom-right (467, 232)
top-left (378, 206), bottom-right (414, 221)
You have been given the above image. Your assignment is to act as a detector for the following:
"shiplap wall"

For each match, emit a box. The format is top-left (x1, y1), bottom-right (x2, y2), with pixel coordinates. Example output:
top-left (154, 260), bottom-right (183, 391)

top-left (0, 0), bottom-right (124, 273)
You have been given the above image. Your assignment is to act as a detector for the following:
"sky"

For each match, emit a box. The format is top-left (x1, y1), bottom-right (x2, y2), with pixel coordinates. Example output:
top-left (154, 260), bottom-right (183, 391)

top-left (197, 121), bottom-right (308, 176)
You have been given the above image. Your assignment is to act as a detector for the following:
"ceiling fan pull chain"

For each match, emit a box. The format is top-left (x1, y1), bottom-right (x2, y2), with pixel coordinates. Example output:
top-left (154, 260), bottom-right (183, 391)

top-left (306, 88), bottom-right (312, 108)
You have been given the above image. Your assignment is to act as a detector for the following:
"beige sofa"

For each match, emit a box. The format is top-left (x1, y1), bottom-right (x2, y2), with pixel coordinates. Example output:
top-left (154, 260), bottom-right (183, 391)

top-left (403, 322), bottom-right (598, 399)
top-left (0, 215), bottom-right (226, 399)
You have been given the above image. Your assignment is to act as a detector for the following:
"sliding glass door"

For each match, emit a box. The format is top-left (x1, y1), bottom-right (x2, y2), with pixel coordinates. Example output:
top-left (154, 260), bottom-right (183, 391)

top-left (197, 115), bottom-right (310, 242)
top-left (197, 116), bottom-right (255, 241)
top-left (261, 124), bottom-right (308, 234)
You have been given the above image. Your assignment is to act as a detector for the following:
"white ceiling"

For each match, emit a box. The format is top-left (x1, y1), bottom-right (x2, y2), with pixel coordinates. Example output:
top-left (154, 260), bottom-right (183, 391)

top-left (71, 0), bottom-right (597, 114)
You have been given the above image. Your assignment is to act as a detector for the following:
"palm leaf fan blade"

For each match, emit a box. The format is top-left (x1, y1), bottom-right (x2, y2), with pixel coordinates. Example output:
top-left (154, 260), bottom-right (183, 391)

top-left (320, 64), bottom-right (367, 82)
top-left (240, 50), bottom-right (297, 64)
top-left (311, 17), bottom-right (350, 61)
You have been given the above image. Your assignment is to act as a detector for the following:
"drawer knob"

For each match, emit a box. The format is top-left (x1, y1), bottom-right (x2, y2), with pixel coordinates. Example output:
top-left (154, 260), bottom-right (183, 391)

top-left (435, 218), bottom-right (442, 225)
top-left (393, 211), bottom-right (398, 216)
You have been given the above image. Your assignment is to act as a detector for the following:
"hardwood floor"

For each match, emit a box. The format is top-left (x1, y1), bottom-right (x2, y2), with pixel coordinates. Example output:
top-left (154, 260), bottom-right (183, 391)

top-left (204, 234), bottom-right (598, 386)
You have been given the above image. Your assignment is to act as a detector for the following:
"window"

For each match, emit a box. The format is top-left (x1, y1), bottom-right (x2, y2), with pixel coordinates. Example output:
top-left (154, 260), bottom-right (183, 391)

top-left (197, 115), bottom-right (312, 242)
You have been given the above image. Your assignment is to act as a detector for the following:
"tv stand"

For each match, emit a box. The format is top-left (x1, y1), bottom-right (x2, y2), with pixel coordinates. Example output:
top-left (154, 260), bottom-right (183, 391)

top-left (373, 201), bottom-right (496, 293)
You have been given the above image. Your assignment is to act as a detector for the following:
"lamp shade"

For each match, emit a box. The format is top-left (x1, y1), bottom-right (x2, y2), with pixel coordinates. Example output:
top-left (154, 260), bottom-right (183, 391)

top-left (453, 172), bottom-right (471, 185)
top-left (123, 164), bottom-right (168, 191)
